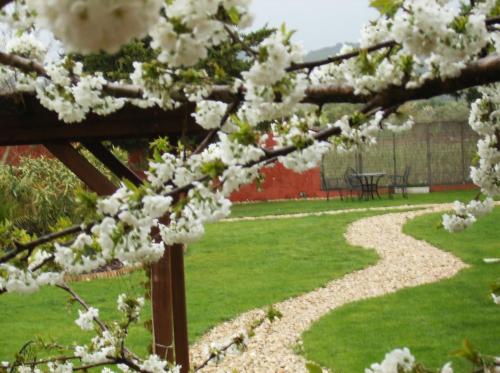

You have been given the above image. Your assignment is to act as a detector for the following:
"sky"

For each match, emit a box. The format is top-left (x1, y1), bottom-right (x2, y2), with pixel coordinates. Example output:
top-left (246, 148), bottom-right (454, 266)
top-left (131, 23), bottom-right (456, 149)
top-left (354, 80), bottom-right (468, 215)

top-left (250, 0), bottom-right (378, 52)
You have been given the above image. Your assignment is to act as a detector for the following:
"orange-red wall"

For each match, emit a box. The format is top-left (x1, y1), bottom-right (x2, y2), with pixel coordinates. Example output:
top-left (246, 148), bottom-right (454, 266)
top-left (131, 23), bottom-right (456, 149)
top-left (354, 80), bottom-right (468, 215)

top-left (0, 145), bottom-right (51, 165)
top-left (230, 163), bottom-right (332, 201)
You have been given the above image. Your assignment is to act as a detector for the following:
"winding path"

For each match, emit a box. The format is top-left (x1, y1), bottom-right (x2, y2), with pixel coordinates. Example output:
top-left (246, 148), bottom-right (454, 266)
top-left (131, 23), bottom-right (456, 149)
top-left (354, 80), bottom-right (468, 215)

top-left (190, 204), bottom-right (469, 372)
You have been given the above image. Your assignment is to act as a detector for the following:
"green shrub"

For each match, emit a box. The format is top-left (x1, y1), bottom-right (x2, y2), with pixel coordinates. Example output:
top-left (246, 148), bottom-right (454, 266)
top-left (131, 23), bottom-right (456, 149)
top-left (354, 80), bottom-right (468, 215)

top-left (0, 156), bottom-right (83, 235)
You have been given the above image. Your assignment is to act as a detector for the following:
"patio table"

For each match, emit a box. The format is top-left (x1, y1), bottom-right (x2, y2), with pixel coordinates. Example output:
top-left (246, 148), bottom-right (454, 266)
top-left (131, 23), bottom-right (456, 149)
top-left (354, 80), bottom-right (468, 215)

top-left (354, 172), bottom-right (385, 200)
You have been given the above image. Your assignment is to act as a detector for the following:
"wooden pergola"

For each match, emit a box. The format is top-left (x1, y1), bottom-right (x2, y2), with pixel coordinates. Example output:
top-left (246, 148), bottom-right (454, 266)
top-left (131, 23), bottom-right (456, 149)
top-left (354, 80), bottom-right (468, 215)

top-left (0, 92), bottom-right (205, 372)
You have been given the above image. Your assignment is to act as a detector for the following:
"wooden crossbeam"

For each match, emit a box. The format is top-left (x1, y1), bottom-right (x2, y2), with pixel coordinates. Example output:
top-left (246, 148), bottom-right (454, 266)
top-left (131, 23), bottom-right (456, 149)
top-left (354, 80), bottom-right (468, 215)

top-left (44, 142), bottom-right (116, 196)
top-left (0, 95), bottom-right (202, 146)
top-left (82, 141), bottom-right (143, 186)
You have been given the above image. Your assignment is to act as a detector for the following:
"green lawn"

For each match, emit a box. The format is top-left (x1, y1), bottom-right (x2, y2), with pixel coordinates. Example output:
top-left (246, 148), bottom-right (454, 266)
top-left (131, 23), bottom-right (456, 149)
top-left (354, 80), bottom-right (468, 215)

top-left (0, 210), bottom-right (385, 360)
top-left (229, 190), bottom-right (478, 218)
top-left (302, 208), bottom-right (500, 373)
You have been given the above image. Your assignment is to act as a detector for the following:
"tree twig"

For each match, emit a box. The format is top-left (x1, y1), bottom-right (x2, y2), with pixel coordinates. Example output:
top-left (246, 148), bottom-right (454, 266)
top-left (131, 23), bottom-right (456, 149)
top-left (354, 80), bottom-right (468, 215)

top-left (287, 40), bottom-right (397, 73)
top-left (56, 283), bottom-right (109, 332)
top-left (0, 225), bottom-right (86, 264)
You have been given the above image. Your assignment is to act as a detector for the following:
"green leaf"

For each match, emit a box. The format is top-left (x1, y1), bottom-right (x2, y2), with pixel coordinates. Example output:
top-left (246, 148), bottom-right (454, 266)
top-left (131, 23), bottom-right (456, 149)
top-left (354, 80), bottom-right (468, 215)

top-left (370, 0), bottom-right (403, 16)
top-left (305, 362), bottom-right (323, 373)
top-left (228, 6), bottom-right (240, 24)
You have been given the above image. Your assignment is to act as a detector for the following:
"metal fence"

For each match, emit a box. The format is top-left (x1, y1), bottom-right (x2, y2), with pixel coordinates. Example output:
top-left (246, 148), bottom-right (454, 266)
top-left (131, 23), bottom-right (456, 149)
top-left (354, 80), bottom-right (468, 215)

top-left (321, 121), bottom-right (478, 187)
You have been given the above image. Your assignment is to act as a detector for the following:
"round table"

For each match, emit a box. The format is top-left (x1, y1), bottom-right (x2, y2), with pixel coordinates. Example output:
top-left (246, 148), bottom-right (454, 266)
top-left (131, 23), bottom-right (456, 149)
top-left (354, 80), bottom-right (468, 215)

top-left (354, 172), bottom-right (385, 200)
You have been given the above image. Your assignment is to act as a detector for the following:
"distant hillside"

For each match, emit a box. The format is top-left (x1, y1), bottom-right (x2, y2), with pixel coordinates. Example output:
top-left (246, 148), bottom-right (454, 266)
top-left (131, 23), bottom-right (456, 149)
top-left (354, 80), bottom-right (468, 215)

top-left (305, 42), bottom-right (359, 62)
top-left (305, 43), bottom-right (343, 62)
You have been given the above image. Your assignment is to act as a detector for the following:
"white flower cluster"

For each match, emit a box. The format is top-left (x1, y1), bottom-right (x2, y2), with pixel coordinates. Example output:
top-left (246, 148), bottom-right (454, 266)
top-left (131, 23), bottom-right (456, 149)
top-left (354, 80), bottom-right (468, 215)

top-left (0, 263), bottom-right (62, 294)
top-left (75, 329), bottom-right (116, 365)
top-left (160, 183), bottom-right (232, 244)
top-left (150, 0), bottom-right (252, 67)
top-left (385, 117), bottom-right (415, 134)
top-left (492, 293), bottom-right (500, 304)
top-left (117, 293), bottom-right (145, 320)
top-left (442, 198), bottom-right (494, 232)
top-left (5, 33), bottom-right (47, 63)
top-left (393, 0), bottom-right (489, 79)
top-left (192, 100), bottom-right (228, 130)
top-left (139, 355), bottom-right (168, 373)
top-left (47, 361), bottom-right (73, 373)
top-left (368, 349), bottom-right (499, 373)
top-left (311, 0), bottom-right (493, 95)
top-left (333, 112), bottom-right (384, 151)
top-left (75, 307), bottom-right (99, 331)
top-left (129, 62), bottom-right (180, 110)
top-left (26, 0), bottom-right (163, 54)
top-left (311, 43), bottom-right (411, 96)
top-left (137, 356), bottom-right (180, 373)
top-left (271, 115), bottom-right (332, 172)
top-left (17, 362), bottom-right (74, 373)
top-left (34, 58), bottom-right (125, 123)
top-left (201, 331), bottom-right (249, 366)
top-left (70, 294), bottom-right (180, 372)
top-left (442, 85), bottom-right (499, 231)
top-left (365, 347), bottom-right (415, 373)
top-left (468, 86), bottom-right (500, 197)
top-left (242, 32), bottom-right (304, 104)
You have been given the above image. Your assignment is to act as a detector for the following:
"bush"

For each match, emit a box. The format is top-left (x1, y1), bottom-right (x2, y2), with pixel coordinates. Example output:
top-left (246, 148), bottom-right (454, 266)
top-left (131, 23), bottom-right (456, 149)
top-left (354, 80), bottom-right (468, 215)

top-left (0, 156), bottom-right (83, 235)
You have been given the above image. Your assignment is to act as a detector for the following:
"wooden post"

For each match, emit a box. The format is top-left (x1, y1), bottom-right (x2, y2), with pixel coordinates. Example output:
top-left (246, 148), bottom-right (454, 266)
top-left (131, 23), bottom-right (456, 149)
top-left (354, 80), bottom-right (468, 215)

top-left (150, 246), bottom-right (175, 362)
top-left (170, 244), bottom-right (190, 373)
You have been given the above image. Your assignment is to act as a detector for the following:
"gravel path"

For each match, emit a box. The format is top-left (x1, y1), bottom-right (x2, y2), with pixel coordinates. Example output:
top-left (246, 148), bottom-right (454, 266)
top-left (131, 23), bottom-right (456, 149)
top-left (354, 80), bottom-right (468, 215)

top-left (222, 203), bottom-right (448, 222)
top-left (190, 204), bottom-right (469, 372)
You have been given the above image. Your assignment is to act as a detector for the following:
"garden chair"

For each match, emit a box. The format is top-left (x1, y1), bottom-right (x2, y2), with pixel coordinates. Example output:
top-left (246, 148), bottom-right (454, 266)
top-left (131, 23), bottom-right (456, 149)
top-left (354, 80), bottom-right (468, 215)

top-left (320, 165), bottom-right (347, 201)
top-left (388, 166), bottom-right (411, 198)
top-left (344, 167), bottom-right (362, 200)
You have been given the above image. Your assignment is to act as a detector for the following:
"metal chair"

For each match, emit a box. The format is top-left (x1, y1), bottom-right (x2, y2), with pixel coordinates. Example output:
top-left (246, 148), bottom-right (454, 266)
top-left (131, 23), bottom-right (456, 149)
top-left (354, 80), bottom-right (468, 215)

top-left (320, 161), bottom-right (346, 201)
top-left (344, 167), bottom-right (362, 200)
top-left (320, 175), bottom-right (345, 201)
top-left (388, 166), bottom-right (411, 198)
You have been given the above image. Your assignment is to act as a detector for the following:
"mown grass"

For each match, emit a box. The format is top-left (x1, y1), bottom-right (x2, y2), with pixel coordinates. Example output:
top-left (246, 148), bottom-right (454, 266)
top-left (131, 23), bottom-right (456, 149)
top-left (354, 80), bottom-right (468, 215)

top-left (0, 210), bottom-right (385, 360)
top-left (229, 190), bottom-right (478, 218)
top-left (302, 208), bottom-right (500, 373)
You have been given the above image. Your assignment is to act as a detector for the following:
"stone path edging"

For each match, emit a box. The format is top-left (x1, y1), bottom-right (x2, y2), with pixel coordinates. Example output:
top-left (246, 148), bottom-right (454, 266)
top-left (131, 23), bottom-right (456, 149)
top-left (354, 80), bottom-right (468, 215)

top-left (191, 204), bottom-right (469, 372)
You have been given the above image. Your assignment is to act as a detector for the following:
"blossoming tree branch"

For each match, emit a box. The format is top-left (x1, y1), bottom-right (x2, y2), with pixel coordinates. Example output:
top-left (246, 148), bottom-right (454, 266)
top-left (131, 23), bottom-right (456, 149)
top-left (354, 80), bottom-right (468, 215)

top-left (0, 0), bottom-right (499, 372)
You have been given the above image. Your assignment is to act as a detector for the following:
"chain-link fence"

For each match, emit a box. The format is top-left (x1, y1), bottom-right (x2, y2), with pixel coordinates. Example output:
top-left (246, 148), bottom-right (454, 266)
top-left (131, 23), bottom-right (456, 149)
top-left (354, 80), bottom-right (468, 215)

top-left (321, 121), bottom-right (478, 187)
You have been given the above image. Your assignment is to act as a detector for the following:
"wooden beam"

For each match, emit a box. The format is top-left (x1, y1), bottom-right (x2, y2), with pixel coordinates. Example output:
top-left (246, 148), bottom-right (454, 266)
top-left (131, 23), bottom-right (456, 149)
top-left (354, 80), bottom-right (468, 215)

top-left (82, 141), bottom-right (143, 186)
top-left (151, 244), bottom-right (175, 363)
top-left (0, 95), bottom-right (202, 146)
top-left (44, 142), bottom-right (116, 196)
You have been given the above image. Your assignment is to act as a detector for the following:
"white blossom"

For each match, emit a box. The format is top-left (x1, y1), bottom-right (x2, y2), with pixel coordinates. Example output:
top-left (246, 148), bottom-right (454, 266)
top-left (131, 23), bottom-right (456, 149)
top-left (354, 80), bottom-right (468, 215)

top-left (26, 0), bottom-right (163, 54)
top-left (75, 307), bottom-right (99, 331)
top-left (365, 347), bottom-right (415, 373)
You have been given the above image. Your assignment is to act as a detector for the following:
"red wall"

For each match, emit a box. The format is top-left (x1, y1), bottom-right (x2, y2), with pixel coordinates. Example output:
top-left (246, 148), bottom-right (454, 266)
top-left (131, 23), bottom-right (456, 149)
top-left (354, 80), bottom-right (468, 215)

top-left (0, 145), bottom-right (51, 165)
top-left (230, 163), bottom-right (332, 202)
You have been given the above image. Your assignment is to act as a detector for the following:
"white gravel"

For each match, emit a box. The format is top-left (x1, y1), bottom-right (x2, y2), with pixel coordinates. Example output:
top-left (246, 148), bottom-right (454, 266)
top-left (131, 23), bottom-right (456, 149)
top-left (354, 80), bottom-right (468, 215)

top-left (222, 203), bottom-right (448, 222)
top-left (190, 204), bottom-right (469, 372)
